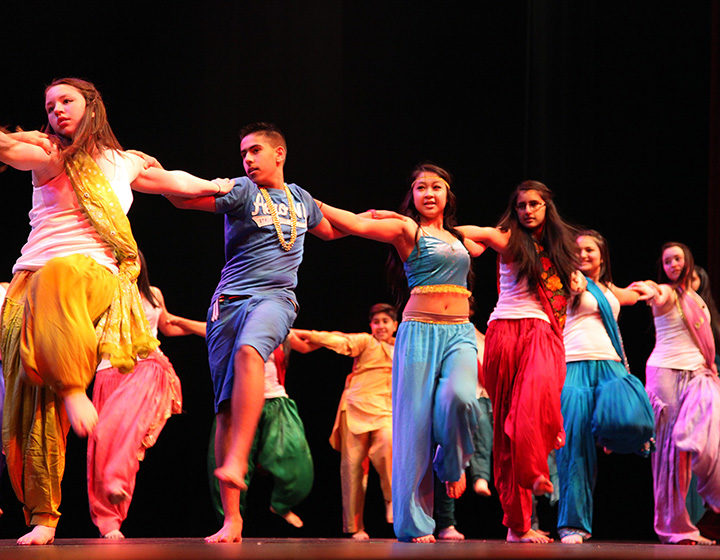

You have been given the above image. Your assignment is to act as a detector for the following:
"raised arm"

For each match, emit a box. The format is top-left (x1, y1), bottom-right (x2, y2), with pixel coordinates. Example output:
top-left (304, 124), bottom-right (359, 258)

top-left (125, 152), bottom-right (233, 198)
top-left (456, 225), bottom-right (511, 254)
top-left (317, 201), bottom-right (414, 247)
top-left (0, 129), bottom-right (59, 173)
top-left (153, 287), bottom-right (207, 338)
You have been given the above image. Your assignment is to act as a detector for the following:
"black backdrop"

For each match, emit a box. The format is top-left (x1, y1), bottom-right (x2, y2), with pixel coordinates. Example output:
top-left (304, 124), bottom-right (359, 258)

top-left (0, 0), bottom-right (715, 541)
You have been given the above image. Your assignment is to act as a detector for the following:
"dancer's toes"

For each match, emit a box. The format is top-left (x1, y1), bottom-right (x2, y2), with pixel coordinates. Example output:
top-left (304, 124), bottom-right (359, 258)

top-left (445, 472), bottom-right (466, 499)
top-left (103, 529), bottom-right (125, 539)
top-left (532, 475), bottom-right (553, 496)
top-left (270, 507), bottom-right (303, 528)
top-left (214, 464), bottom-right (248, 490)
top-left (411, 534), bottom-right (436, 543)
top-left (507, 528), bottom-right (553, 543)
top-left (473, 478), bottom-right (491, 496)
top-left (17, 525), bottom-right (55, 545)
top-left (438, 525), bottom-right (465, 540)
top-left (63, 391), bottom-right (97, 437)
top-left (561, 533), bottom-right (583, 544)
top-left (205, 518), bottom-right (243, 543)
top-left (695, 535), bottom-right (716, 546)
top-left (351, 530), bottom-right (370, 540)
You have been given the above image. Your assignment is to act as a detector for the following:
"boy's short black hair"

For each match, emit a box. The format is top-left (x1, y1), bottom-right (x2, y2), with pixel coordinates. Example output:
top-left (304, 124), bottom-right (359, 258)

top-left (368, 303), bottom-right (397, 322)
top-left (239, 122), bottom-right (286, 149)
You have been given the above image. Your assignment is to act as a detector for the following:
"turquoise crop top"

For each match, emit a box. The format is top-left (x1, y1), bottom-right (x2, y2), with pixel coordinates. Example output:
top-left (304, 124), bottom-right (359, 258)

top-left (403, 235), bottom-right (470, 290)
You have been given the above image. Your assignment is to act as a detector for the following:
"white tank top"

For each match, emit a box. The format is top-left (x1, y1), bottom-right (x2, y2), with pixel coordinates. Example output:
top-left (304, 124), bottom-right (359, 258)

top-left (564, 288), bottom-right (621, 362)
top-left (264, 351), bottom-right (288, 399)
top-left (647, 298), bottom-right (705, 370)
top-left (488, 260), bottom-right (549, 324)
top-left (14, 151), bottom-right (134, 274)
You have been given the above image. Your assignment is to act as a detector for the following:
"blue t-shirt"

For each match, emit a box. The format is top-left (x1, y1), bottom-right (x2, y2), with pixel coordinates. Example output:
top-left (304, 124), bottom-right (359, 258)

top-left (213, 177), bottom-right (323, 301)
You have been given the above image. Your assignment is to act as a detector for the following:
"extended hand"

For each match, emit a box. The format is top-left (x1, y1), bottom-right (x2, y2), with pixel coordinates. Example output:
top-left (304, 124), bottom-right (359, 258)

top-left (213, 178), bottom-right (234, 195)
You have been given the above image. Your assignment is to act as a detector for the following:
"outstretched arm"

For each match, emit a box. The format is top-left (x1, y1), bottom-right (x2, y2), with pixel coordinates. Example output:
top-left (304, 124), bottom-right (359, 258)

top-left (291, 328), bottom-right (368, 358)
top-left (0, 129), bottom-right (58, 172)
top-left (316, 201), bottom-right (412, 246)
top-left (165, 194), bottom-right (217, 212)
top-left (609, 281), bottom-right (656, 306)
top-left (456, 225), bottom-right (511, 254)
top-left (153, 287), bottom-right (207, 337)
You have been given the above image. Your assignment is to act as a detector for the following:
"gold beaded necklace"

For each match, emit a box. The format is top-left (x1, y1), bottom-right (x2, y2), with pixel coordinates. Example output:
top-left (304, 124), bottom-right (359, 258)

top-left (259, 184), bottom-right (297, 251)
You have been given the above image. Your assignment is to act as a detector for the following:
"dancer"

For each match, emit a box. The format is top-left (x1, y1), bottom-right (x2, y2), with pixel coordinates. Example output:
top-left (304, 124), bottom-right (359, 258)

top-left (645, 242), bottom-right (720, 545)
top-left (88, 251), bottom-right (206, 539)
top-left (292, 302), bottom-right (397, 540)
top-left (556, 230), bottom-right (655, 544)
top-left (317, 163), bottom-right (484, 542)
top-left (0, 77), bottom-right (231, 545)
top-left (691, 266), bottom-right (720, 369)
top-left (458, 180), bottom-right (582, 543)
top-left (433, 324), bottom-right (493, 541)
top-left (168, 122), bottom-right (341, 543)
top-left (0, 281), bottom-right (7, 517)
top-left (208, 336), bottom-right (314, 530)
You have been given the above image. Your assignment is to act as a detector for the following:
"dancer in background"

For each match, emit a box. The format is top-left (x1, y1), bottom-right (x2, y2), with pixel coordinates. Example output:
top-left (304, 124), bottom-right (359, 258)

top-left (691, 266), bottom-right (720, 370)
top-left (645, 242), bottom-right (720, 545)
top-left (88, 251), bottom-right (206, 538)
top-left (0, 281), bottom-right (7, 517)
top-left (459, 180), bottom-right (582, 543)
top-left (556, 230), bottom-right (655, 544)
top-left (317, 163), bottom-right (483, 542)
top-left (292, 302), bottom-right (397, 540)
top-left (0, 77), bottom-right (231, 545)
top-left (208, 335), bottom-right (314, 530)
top-left (433, 323), bottom-right (493, 541)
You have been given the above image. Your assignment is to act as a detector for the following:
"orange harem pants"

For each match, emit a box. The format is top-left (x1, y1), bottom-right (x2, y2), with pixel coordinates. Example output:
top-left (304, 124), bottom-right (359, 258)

top-left (483, 318), bottom-right (566, 534)
top-left (0, 254), bottom-right (117, 528)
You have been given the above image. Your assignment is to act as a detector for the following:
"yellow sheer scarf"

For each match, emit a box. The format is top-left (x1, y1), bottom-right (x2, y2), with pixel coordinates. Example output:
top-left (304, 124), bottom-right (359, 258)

top-left (64, 151), bottom-right (159, 372)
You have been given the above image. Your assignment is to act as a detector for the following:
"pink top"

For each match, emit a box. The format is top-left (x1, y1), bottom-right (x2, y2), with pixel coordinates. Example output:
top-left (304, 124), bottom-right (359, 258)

top-left (14, 151), bottom-right (134, 274)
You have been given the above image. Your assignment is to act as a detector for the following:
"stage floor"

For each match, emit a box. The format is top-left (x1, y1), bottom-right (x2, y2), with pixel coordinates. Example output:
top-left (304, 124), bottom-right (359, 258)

top-left (0, 538), bottom-right (717, 560)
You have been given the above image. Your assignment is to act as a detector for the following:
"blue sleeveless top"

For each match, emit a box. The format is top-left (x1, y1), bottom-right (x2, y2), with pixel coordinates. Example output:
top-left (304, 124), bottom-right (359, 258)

top-left (403, 235), bottom-right (470, 289)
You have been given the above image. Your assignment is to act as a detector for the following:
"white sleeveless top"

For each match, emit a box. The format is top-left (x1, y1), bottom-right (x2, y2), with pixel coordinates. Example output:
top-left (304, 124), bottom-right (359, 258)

top-left (14, 151), bottom-right (134, 274)
top-left (564, 288), bottom-right (621, 362)
top-left (647, 297), bottom-right (706, 370)
top-left (264, 350), bottom-right (288, 399)
top-left (488, 260), bottom-right (548, 324)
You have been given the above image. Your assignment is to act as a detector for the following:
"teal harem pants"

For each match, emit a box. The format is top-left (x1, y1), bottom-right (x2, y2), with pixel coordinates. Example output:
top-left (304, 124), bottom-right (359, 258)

top-left (391, 320), bottom-right (480, 541)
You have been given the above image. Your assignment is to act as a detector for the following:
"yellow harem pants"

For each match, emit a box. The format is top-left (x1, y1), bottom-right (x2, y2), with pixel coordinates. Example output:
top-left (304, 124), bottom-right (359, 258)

top-left (1, 254), bottom-right (117, 527)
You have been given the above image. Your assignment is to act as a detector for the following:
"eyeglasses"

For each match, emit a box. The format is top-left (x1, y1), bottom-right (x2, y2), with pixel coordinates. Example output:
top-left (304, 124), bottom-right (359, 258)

top-left (515, 200), bottom-right (545, 212)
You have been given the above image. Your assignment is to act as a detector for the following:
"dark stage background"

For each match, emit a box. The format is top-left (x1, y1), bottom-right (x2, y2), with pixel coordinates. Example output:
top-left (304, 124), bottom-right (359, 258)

top-left (0, 0), bottom-right (716, 542)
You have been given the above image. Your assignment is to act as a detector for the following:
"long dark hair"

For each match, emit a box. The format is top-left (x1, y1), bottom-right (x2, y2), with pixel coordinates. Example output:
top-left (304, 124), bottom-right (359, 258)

top-left (694, 265), bottom-right (720, 352)
top-left (657, 241), bottom-right (694, 288)
top-left (497, 180), bottom-right (578, 291)
top-left (43, 77), bottom-right (123, 163)
top-left (386, 163), bottom-right (471, 305)
top-left (137, 250), bottom-right (159, 308)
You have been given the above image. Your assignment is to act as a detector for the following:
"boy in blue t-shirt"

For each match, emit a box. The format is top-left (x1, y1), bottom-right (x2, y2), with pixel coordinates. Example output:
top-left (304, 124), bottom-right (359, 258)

top-left (170, 122), bottom-right (339, 542)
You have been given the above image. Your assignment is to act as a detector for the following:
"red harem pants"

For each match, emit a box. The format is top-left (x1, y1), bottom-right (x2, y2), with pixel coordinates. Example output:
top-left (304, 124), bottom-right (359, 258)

top-left (483, 318), bottom-right (566, 534)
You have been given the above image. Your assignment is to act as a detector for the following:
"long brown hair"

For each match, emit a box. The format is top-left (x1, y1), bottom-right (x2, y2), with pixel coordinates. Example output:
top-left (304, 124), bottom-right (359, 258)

top-left (43, 77), bottom-right (123, 163)
top-left (577, 229), bottom-right (613, 286)
top-left (386, 162), bottom-right (471, 304)
top-left (137, 250), bottom-right (160, 308)
top-left (497, 180), bottom-right (578, 291)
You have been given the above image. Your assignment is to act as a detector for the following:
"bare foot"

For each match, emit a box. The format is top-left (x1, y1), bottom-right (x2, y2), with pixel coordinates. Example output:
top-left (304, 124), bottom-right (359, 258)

top-left (561, 533), bottom-right (583, 544)
top-left (507, 528), bottom-right (553, 543)
top-left (532, 475), bottom-right (553, 496)
top-left (17, 525), bottom-right (56, 545)
top-left (63, 391), bottom-right (98, 437)
top-left (696, 535), bottom-right (716, 545)
top-left (351, 530), bottom-right (370, 540)
top-left (438, 525), bottom-right (465, 540)
top-left (473, 478), bottom-right (491, 496)
top-left (411, 534), bottom-right (436, 543)
top-left (103, 529), bottom-right (125, 539)
top-left (385, 500), bottom-right (393, 523)
top-left (445, 472), bottom-right (466, 499)
top-left (270, 507), bottom-right (303, 528)
top-left (214, 464), bottom-right (248, 491)
top-left (205, 517), bottom-right (243, 543)
top-left (108, 486), bottom-right (130, 505)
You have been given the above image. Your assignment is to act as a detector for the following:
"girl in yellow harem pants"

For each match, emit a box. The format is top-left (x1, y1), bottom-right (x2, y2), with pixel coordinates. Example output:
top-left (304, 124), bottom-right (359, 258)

top-left (1, 255), bottom-right (118, 529)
